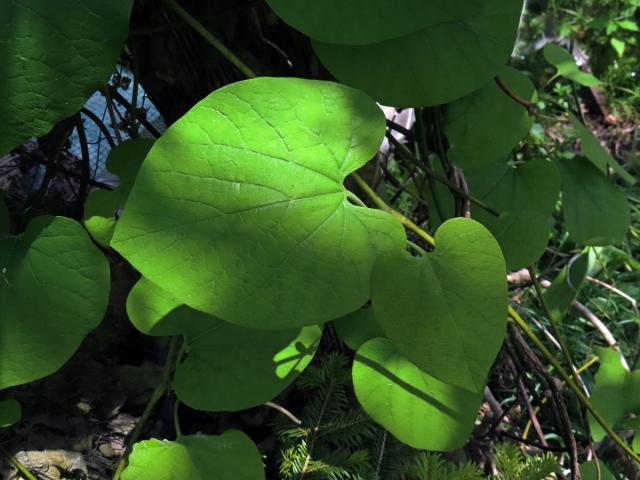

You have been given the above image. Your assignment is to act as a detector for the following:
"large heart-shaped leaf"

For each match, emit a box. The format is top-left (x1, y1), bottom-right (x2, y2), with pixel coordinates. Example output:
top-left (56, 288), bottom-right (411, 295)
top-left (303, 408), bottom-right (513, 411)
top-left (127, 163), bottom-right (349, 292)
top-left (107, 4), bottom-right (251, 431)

top-left (0, 0), bottom-right (133, 156)
top-left (588, 348), bottom-right (640, 442)
top-left (445, 67), bottom-right (536, 170)
top-left (311, 0), bottom-right (524, 107)
top-left (127, 278), bottom-right (321, 412)
top-left (84, 139), bottom-right (154, 246)
top-left (371, 218), bottom-right (507, 392)
top-left (465, 159), bottom-right (561, 270)
top-left (556, 157), bottom-right (630, 245)
top-left (0, 216), bottom-right (110, 389)
top-left (113, 78), bottom-right (405, 329)
top-left (122, 431), bottom-right (264, 480)
top-left (543, 44), bottom-right (601, 87)
top-left (0, 399), bottom-right (21, 428)
top-left (265, 0), bottom-right (482, 46)
top-left (353, 338), bottom-right (482, 450)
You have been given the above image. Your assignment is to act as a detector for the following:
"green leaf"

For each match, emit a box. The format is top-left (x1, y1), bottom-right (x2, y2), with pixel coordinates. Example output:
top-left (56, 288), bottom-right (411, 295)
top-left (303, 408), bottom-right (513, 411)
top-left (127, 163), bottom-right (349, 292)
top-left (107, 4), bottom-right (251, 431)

top-left (580, 461), bottom-right (616, 480)
top-left (543, 44), bottom-right (601, 87)
top-left (122, 431), bottom-right (265, 480)
top-left (569, 114), bottom-right (635, 185)
top-left (127, 278), bottom-right (322, 412)
top-left (113, 78), bottom-right (405, 330)
top-left (353, 338), bottom-right (482, 450)
top-left (84, 139), bottom-right (154, 246)
top-left (175, 321), bottom-right (321, 412)
top-left (371, 218), bottom-right (507, 392)
top-left (542, 249), bottom-right (595, 322)
top-left (556, 157), bottom-right (630, 245)
top-left (0, 216), bottom-right (110, 389)
top-left (589, 348), bottom-right (640, 442)
top-left (445, 67), bottom-right (537, 170)
top-left (311, 0), bottom-right (524, 107)
top-left (610, 38), bottom-right (626, 58)
top-left (265, 0), bottom-right (483, 46)
top-left (0, 399), bottom-right (21, 428)
top-left (0, 1), bottom-right (133, 156)
top-left (465, 159), bottom-right (561, 270)
top-left (332, 308), bottom-right (385, 351)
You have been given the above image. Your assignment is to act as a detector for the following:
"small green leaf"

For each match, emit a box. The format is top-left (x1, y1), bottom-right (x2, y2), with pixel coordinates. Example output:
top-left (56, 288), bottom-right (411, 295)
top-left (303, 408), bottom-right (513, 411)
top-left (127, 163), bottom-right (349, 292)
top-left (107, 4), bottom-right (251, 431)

top-left (332, 308), bottom-right (385, 351)
top-left (589, 348), bottom-right (640, 442)
top-left (0, 1), bottom-right (133, 156)
top-left (543, 44), bottom-right (601, 87)
top-left (127, 278), bottom-right (321, 412)
top-left (580, 461), bottom-right (616, 480)
top-left (84, 139), bottom-right (154, 246)
top-left (465, 159), bottom-right (561, 270)
top-left (311, 0), bottom-right (524, 107)
top-left (610, 38), bottom-right (626, 58)
top-left (113, 78), bottom-right (405, 330)
top-left (0, 216), bottom-right (110, 389)
top-left (569, 114), bottom-right (635, 185)
top-left (556, 157), bottom-right (630, 245)
top-left (122, 431), bottom-right (264, 480)
top-left (542, 249), bottom-right (595, 322)
top-left (371, 218), bottom-right (507, 392)
top-left (445, 67), bottom-right (537, 170)
top-left (353, 338), bottom-right (482, 450)
top-left (0, 399), bottom-right (21, 428)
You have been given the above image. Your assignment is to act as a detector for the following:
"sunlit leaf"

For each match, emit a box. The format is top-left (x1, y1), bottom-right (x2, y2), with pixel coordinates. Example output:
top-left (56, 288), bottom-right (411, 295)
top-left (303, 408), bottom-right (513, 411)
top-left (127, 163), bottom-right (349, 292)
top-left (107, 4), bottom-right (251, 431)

top-left (113, 78), bottom-right (405, 330)
top-left (0, 0), bottom-right (133, 156)
top-left (122, 431), bottom-right (264, 480)
top-left (127, 278), bottom-right (321, 412)
top-left (0, 217), bottom-right (110, 389)
top-left (353, 338), bottom-right (482, 450)
top-left (371, 218), bottom-right (507, 392)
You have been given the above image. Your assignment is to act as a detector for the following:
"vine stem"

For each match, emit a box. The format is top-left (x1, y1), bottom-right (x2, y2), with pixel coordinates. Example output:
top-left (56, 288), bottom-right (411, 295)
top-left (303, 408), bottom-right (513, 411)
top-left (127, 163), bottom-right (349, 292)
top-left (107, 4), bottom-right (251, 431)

top-left (162, 0), bottom-right (257, 79)
top-left (112, 336), bottom-right (183, 480)
top-left (508, 306), bottom-right (640, 464)
top-left (350, 173), bottom-right (436, 248)
top-left (0, 445), bottom-right (38, 480)
top-left (350, 172), bottom-right (640, 464)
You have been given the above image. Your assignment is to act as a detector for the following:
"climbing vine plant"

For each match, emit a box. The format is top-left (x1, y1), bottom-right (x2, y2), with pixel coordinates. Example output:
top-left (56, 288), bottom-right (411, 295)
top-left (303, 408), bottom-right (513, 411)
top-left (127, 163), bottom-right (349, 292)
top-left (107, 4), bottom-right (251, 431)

top-left (0, 0), bottom-right (637, 479)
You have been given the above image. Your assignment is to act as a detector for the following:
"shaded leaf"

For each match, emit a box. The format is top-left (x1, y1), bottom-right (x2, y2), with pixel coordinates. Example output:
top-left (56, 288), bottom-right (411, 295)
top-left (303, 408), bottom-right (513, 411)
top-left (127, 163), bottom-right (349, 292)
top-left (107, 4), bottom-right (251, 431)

top-left (311, 0), bottom-right (524, 107)
top-left (0, 217), bottom-right (110, 389)
top-left (332, 308), bottom-right (385, 351)
top-left (543, 44), bottom-right (601, 87)
top-left (0, 1), bottom-right (133, 156)
top-left (556, 157), bottom-right (630, 245)
top-left (0, 399), bottom-right (21, 428)
top-left (445, 67), bottom-right (536, 169)
top-left (84, 139), bottom-right (154, 246)
top-left (465, 159), bottom-right (561, 270)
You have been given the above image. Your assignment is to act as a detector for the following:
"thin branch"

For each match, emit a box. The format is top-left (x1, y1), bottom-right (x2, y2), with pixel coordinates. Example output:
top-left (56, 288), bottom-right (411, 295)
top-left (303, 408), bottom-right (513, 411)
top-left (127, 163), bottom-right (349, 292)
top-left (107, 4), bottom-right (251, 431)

top-left (495, 75), bottom-right (536, 114)
top-left (265, 402), bottom-right (302, 425)
top-left (162, 0), bottom-right (257, 79)
top-left (111, 91), bottom-right (162, 139)
top-left (80, 107), bottom-right (116, 148)
top-left (0, 445), bottom-right (39, 480)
